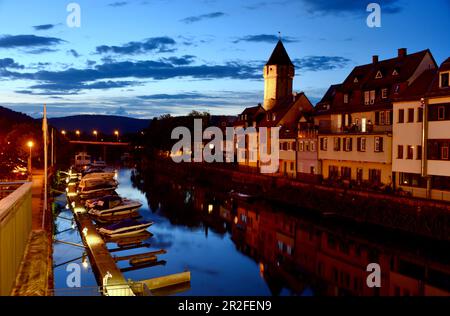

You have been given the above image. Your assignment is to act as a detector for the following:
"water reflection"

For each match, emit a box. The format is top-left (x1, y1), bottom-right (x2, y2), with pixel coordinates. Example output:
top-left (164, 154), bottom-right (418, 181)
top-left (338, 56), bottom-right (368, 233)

top-left (130, 168), bottom-right (450, 296)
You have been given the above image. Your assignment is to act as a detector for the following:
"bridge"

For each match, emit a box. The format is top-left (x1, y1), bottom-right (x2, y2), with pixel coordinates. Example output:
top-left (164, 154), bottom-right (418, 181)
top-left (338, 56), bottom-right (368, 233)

top-left (68, 140), bottom-right (132, 164)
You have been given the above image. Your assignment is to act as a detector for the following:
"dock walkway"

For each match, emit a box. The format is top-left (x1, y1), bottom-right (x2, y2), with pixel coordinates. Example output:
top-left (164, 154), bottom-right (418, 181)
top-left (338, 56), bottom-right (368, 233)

top-left (11, 170), bottom-right (53, 296)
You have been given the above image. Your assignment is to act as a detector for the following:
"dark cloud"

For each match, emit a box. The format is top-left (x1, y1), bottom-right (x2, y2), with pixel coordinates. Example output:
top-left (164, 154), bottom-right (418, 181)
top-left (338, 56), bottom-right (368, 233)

top-left (233, 34), bottom-right (298, 44)
top-left (33, 24), bottom-right (56, 31)
top-left (67, 49), bottom-right (80, 58)
top-left (181, 12), bottom-right (226, 24)
top-left (96, 37), bottom-right (177, 55)
top-left (293, 56), bottom-right (351, 71)
top-left (0, 34), bottom-right (65, 48)
top-left (160, 55), bottom-right (196, 65)
top-left (0, 58), bottom-right (24, 69)
top-left (301, 0), bottom-right (402, 15)
top-left (108, 1), bottom-right (129, 7)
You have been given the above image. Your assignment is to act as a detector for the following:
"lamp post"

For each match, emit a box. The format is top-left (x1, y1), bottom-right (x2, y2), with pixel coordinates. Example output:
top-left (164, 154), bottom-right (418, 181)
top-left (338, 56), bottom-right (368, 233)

top-left (93, 130), bottom-right (98, 141)
top-left (114, 130), bottom-right (119, 142)
top-left (76, 130), bottom-right (80, 139)
top-left (61, 130), bottom-right (66, 136)
top-left (27, 140), bottom-right (34, 180)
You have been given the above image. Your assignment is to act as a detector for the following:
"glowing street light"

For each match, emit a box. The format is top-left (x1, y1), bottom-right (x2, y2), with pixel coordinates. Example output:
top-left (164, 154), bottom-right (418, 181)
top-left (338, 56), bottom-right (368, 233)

top-left (76, 130), bottom-right (81, 139)
top-left (27, 141), bottom-right (34, 179)
top-left (93, 130), bottom-right (98, 140)
top-left (114, 130), bottom-right (119, 141)
top-left (61, 130), bottom-right (66, 136)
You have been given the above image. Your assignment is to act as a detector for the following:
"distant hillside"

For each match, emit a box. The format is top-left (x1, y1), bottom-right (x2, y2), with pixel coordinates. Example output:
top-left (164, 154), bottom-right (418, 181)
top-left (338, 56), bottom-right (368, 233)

top-left (49, 115), bottom-right (150, 134)
top-left (0, 106), bottom-right (36, 133)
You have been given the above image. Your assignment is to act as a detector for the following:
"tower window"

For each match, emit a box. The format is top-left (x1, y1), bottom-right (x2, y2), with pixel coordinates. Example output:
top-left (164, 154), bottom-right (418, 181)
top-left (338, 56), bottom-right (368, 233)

top-left (344, 94), bottom-right (349, 104)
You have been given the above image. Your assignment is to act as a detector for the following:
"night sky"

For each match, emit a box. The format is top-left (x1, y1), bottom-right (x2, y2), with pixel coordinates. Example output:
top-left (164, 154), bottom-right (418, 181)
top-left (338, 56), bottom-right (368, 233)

top-left (0, 0), bottom-right (449, 118)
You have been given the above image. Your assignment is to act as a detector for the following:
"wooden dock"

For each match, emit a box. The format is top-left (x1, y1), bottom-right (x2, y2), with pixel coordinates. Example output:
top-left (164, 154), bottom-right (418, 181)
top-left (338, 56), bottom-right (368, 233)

top-left (66, 172), bottom-right (190, 296)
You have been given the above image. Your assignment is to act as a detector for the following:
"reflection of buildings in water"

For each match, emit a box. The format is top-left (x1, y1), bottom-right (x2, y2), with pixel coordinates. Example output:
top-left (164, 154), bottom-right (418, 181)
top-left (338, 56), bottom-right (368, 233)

top-left (229, 200), bottom-right (450, 296)
top-left (134, 172), bottom-right (449, 297)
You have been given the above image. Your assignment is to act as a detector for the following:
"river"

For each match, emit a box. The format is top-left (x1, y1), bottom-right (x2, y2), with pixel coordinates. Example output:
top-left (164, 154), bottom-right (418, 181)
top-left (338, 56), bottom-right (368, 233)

top-left (52, 168), bottom-right (450, 296)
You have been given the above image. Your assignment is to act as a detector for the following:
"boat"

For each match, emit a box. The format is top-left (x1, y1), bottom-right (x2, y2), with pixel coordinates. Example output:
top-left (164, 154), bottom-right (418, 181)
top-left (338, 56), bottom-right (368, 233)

top-left (98, 219), bottom-right (153, 238)
top-left (92, 211), bottom-right (141, 225)
top-left (82, 172), bottom-right (116, 181)
top-left (78, 178), bottom-right (118, 199)
top-left (86, 195), bottom-right (142, 217)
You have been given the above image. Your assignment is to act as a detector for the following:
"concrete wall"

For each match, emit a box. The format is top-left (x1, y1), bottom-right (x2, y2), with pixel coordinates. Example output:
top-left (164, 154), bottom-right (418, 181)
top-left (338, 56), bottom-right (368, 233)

top-left (0, 182), bottom-right (32, 296)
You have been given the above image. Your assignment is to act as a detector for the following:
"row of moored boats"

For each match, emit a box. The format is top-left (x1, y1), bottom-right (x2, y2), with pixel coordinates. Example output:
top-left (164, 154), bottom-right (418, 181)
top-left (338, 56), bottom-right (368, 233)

top-left (67, 163), bottom-right (152, 239)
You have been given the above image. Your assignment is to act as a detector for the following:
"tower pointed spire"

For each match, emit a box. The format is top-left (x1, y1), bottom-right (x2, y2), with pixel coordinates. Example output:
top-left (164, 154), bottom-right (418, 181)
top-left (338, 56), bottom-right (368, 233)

top-left (265, 39), bottom-right (293, 66)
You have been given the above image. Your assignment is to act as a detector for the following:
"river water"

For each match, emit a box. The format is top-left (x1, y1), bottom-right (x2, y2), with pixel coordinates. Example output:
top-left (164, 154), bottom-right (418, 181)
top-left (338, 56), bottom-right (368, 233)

top-left (52, 168), bottom-right (450, 296)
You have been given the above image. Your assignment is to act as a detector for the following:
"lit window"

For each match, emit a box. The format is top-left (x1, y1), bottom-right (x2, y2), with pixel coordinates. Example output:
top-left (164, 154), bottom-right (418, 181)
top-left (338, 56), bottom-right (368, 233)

top-left (382, 88), bottom-right (388, 99)
top-left (375, 71), bottom-right (383, 79)
top-left (370, 90), bottom-right (376, 104)
top-left (299, 141), bottom-right (304, 152)
top-left (361, 118), bottom-right (367, 132)
top-left (364, 91), bottom-right (370, 105)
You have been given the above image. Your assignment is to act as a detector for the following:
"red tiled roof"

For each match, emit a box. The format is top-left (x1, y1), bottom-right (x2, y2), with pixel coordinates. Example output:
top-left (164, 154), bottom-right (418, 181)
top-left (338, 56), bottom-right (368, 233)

top-left (394, 68), bottom-right (436, 101)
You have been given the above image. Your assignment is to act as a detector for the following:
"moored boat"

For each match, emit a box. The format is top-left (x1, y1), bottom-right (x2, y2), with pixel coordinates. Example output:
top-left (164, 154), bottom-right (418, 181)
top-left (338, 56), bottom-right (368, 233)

top-left (86, 195), bottom-right (142, 217)
top-left (78, 178), bottom-right (118, 199)
top-left (98, 219), bottom-right (153, 238)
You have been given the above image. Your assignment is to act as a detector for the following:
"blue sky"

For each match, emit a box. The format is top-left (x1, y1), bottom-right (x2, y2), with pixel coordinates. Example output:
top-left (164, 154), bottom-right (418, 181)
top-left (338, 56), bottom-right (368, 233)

top-left (0, 0), bottom-right (449, 118)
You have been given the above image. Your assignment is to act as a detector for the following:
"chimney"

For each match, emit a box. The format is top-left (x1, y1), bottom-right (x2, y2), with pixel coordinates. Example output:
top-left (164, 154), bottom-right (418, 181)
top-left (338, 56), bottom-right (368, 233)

top-left (372, 55), bottom-right (379, 64)
top-left (398, 48), bottom-right (407, 57)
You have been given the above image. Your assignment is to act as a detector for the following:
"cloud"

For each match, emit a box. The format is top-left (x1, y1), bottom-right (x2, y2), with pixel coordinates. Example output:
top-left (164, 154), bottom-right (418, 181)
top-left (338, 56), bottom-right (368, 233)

top-left (0, 34), bottom-right (65, 48)
top-left (233, 34), bottom-right (298, 44)
top-left (96, 37), bottom-right (177, 55)
top-left (181, 12), bottom-right (226, 24)
top-left (0, 58), bottom-right (24, 69)
top-left (138, 93), bottom-right (220, 100)
top-left (67, 49), bottom-right (80, 58)
top-left (108, 1), bottom-right (129, 7)
top-left (301, 0), bottom-right (402, 15)
top-left (293, 56), bottom-right (351, 71)
top-left (33, 24), bottom-right (56, 31)
top-left (160, 55), bottom-right (196, 65)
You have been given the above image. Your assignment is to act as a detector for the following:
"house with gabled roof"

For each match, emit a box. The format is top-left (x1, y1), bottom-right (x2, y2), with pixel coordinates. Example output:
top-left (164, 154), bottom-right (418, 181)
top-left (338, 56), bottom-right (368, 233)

top-left (315, 48), bottom-right (437, 187)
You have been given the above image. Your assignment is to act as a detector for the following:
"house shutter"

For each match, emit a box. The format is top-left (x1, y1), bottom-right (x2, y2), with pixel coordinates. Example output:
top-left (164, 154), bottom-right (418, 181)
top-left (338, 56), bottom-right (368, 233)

top-left (357, 138), bottom-right (361, 151)
top-left (349, 138), bottom-right (353, 151)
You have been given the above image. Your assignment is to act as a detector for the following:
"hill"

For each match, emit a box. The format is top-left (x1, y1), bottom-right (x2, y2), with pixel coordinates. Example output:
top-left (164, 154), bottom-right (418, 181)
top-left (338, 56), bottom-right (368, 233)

top-left (0, 106), bottom-right (36, 133)
top-left (48, 115), bottom-right (150, 134)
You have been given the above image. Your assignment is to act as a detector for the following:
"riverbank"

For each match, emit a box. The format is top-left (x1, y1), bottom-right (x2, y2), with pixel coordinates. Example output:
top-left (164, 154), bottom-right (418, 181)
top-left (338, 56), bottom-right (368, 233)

top-left (139, 157), bottom-right (450, 241)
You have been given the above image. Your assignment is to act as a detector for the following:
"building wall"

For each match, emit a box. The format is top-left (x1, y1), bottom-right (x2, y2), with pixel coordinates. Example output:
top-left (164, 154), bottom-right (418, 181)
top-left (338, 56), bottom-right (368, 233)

top-left (297, 137), bottom-right (320, 175)
top-left (263, 65), bottom-right (294, 110)
top-left (321, 160), bottom-right (392, 184)
top-left (392, 100), bottom-right (423, 174)
top-left (318, 134), bottom-right (392, 164)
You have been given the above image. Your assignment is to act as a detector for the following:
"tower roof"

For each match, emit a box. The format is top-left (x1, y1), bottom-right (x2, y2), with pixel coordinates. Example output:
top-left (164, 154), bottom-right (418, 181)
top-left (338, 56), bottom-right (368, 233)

top-left (266, 40), bottom-right (294, 66)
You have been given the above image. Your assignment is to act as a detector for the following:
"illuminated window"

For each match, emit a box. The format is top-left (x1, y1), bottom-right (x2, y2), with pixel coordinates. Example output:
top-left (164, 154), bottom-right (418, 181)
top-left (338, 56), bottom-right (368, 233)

top-left (374, 137), bottom-right (383, 152)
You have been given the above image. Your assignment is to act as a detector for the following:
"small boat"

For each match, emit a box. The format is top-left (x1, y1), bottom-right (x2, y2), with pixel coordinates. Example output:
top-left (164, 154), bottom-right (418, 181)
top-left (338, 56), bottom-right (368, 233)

top-left (87, 195), bottom-right (142, 217)
top-left (98, 219), bottom-right (153, 238)
top-left (78, 178), bottom-right (118, 199)
top-left (82, 172), bottom-right (116, 181)
top-left (92, 211), bottom-right (141, 225)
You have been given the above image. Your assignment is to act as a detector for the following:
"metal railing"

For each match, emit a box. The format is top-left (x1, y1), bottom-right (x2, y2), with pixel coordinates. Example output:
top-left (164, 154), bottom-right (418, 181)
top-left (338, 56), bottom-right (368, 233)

top-left (0, 181), bottom-right (32, 296)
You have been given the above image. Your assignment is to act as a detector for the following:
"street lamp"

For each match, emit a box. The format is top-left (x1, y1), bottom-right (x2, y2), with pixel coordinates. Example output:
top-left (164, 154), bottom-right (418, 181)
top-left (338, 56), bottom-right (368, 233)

top-left (61, 130), bottom-right (66, 136)
top-left (114, 130), bottom-right (119, 142)
top-left (93, 130), bottom-right (98, 140)
top-left (76, 130), bottom-right (80, 139)
top-left (27, 141), bottom-right (34, 180)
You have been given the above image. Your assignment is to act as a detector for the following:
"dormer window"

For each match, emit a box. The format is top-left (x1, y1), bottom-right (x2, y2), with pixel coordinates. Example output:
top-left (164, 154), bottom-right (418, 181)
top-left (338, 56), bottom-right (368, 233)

top-left (353, 77), bottom-right (359, 83)
top-left (440, 72), bottom-right (449, 88)
top-left (392, 69), bottom-right (399, 76)
top-left (375, 71), bottom-right (383, 79)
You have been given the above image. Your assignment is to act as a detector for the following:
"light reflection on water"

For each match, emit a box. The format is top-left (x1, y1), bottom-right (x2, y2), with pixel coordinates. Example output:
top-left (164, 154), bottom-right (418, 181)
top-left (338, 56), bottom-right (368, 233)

top-left (52, 168), bottom-right (450, 296)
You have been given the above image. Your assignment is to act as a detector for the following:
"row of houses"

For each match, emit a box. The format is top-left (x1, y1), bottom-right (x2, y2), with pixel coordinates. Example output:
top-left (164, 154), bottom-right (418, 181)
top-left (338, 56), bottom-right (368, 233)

top-left (232, 40), bottom-right (450, 201)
